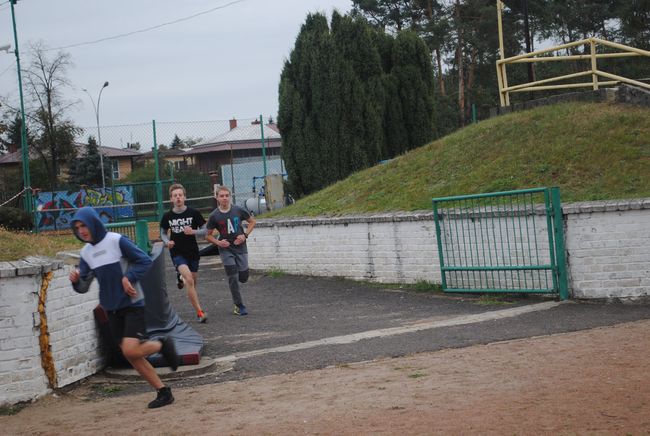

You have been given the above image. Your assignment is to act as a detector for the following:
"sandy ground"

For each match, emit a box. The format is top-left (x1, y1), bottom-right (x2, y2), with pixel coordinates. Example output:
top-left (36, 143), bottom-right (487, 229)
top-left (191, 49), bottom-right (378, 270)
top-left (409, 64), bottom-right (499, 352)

top-left (2, 319), bottom-right (650, 435)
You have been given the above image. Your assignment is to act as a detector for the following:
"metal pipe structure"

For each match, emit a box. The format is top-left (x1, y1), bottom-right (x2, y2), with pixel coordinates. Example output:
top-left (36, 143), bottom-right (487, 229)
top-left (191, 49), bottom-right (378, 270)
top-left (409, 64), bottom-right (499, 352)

top-left (82, 81), bottom-right (110, 190)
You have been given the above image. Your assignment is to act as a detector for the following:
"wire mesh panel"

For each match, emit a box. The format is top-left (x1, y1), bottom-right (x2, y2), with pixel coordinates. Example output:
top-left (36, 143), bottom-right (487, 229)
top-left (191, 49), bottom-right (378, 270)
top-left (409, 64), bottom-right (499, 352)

top-left (105, 220), bottom-right (150, 253)
top-left (432, 187), bottom-right (568, 298)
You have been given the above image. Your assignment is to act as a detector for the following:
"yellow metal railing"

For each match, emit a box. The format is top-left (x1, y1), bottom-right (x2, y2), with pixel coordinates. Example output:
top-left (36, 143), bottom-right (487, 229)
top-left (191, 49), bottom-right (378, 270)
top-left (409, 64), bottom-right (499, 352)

top-left (496, 37), bottom-right (650, 107)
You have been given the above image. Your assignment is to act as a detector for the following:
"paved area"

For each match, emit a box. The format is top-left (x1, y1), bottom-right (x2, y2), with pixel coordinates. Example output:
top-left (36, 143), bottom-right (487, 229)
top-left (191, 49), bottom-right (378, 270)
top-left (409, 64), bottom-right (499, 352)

top-left (4, 252), bottom-right (650, 434)
top-left (130, 252), bottom-right (650, 393)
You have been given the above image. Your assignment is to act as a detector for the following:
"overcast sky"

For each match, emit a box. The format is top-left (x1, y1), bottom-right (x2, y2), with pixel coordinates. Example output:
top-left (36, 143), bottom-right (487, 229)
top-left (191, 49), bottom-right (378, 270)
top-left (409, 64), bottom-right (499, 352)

top-left (0, 0), bottom-right (352, 135)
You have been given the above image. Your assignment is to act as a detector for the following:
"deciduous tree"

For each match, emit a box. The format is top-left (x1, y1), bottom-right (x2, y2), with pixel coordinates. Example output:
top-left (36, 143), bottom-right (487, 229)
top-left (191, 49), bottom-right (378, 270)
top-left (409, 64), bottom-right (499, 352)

top-left (22, 43), bottom-right (80, 191)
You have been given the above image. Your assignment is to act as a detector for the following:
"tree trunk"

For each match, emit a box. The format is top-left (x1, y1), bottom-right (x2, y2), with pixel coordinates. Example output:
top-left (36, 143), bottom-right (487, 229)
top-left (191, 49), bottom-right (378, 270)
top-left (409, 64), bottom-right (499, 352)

top-left (436, 47), bottom-right (445, 96)
top-left (466, 46), bottom-right (477, 122)
top-left (456, 0), bottom-right (465, 126)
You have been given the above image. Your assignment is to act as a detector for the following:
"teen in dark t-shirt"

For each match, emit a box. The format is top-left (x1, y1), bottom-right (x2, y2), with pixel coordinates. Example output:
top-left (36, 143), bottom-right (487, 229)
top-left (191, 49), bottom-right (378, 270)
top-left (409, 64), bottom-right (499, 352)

top-left (160, 184), bottom-right (208, 323)
top-left (206, 185), bottom-right (256, 316)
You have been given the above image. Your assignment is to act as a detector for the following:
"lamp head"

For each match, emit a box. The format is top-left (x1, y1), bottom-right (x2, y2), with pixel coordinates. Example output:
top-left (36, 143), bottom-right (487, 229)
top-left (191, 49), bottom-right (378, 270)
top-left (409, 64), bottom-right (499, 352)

top-left (0, 44), bottom-right (11, 53)
top-left (103, 81), bottom-right (109, 88)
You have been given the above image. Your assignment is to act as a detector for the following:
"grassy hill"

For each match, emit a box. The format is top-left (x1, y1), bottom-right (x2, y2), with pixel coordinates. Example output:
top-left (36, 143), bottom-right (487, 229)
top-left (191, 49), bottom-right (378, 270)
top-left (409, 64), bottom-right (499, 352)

top-left (268, 101), bottom-right (650, 217)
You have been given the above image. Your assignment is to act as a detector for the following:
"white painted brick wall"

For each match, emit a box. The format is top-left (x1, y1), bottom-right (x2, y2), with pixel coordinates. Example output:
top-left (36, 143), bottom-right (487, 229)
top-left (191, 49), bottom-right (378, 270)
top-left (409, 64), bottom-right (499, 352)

top-left (564, 205), bottom-right (650, 299)
top-left (0, 259), bottom-right (101, 407)
top-left (249, 214), bottom-right (441, 284)
top-left (47, 266), bottom-right (103, 388)
top-left (249, 200), bottom-right (650, 299)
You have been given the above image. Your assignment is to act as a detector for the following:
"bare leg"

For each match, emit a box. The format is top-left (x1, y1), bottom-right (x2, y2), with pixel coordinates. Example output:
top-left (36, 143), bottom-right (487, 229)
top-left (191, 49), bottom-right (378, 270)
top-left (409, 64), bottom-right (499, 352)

top-left (178, 264), bottom-right (203, 314)
top-left (121, 337), bottom-right (164, 389)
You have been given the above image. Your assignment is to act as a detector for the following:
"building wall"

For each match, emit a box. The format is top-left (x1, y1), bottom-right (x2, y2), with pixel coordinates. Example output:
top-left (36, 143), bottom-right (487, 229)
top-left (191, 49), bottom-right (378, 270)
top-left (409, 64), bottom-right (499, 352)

top-left (115, 158), bottom-right (133, 180)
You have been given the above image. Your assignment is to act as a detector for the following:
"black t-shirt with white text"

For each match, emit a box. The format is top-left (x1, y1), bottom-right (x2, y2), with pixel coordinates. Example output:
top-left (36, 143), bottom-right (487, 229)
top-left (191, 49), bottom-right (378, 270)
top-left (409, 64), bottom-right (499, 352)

top-left (160, 207), bottom-right (206, 260)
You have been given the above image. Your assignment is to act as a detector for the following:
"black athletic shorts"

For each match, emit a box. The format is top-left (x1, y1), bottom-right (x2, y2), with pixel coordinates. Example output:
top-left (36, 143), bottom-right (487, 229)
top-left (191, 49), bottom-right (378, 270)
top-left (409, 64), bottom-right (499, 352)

top-left (107, 306), bottom-right (147, 343)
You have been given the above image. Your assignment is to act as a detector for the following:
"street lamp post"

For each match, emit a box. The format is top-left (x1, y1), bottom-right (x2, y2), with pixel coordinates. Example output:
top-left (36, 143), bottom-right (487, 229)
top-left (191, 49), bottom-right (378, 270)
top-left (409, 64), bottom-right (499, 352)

top-left (9, 0), bottom-right (32, 214)
top-left (82, 81), bottom-right (109, 190)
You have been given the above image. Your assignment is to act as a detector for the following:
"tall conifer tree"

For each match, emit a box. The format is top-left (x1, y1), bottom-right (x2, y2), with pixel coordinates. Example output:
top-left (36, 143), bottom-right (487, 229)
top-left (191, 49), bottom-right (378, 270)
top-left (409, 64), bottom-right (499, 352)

top-left (279, 12), bottom-right (436, 197)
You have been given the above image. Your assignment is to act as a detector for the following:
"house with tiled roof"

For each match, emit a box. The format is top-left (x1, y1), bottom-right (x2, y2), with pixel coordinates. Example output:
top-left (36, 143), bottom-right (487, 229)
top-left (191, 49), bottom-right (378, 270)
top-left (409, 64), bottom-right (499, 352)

top-left (186, 118), bottom-right (282, 174)
top-left (182, 118), bottom-right (284, 205)
top-left (138, 146), bottom-right (192, 172)
top-left (0, 142), bottom-right (142, 183)
top-left (91, 144), bottom-right (143, 180)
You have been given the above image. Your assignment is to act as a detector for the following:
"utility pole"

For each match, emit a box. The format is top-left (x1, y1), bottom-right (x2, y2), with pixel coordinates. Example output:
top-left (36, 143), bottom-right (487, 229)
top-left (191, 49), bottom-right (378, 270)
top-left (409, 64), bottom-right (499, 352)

top-left (9, 0), bottom-right (32, 214)
top-left (82, 81), bottom-right (110, 190)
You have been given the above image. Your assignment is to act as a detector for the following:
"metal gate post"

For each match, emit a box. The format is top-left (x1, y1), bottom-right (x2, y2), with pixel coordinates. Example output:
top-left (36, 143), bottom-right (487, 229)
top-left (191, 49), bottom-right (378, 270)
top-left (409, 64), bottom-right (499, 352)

top-left (432, 201), bottom-right (448, 290)
top-left (551, 187), bottom-right (569, 300)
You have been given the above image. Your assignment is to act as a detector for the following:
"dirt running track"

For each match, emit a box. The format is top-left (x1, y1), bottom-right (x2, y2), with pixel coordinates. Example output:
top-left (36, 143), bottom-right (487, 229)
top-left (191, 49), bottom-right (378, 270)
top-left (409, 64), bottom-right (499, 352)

top-left (2, 319), bottom-right (649, 435)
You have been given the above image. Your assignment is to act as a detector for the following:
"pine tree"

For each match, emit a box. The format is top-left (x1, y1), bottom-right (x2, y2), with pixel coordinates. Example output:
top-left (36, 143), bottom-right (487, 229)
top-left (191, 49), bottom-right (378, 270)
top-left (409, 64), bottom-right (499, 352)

top-left (391, 31), bottom-right (435, 151)
top-left (0, 115), bottom-right (33, 154)
top-left (279, 12), bottom-right (436, 197)
top-left (68, 136), bottom-right (111, 187)
top-left (170, 134), bottom-right (183, 149)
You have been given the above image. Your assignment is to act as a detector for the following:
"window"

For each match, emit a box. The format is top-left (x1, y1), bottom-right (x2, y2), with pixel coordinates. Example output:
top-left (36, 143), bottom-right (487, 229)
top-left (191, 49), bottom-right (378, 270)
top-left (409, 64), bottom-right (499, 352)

top-left (111, 160), bottom-right (120, 180)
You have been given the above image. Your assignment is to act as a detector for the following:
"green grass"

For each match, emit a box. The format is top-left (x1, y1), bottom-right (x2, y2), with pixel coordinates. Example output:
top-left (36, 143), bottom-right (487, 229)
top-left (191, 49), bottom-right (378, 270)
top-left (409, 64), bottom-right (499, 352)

top-left (0, 403), bottom-right (27, 416)
top-left (475, 294), bottom-right (517, 306)
top-left (360, 280), bottom-right (442, 293)
top-left (408, 280), bottom-right (443, 293)
top-left (266, 267), bottom-right (286, 278)
top-left (92, 384), bottom-right (123, 396)
top-left (267, 102), bottom-right (650, 217)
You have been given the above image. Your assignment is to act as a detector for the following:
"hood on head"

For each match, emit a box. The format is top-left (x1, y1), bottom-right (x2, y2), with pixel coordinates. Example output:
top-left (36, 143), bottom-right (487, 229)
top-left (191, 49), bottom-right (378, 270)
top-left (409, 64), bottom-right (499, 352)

top-left (71, 207), bottom-right (107, 244)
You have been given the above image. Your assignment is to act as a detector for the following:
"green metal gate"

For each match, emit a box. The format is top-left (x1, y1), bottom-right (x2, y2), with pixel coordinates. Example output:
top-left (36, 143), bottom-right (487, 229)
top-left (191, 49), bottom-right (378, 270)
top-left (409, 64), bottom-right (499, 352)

top-left (432, 187), bottom-right (568, 299)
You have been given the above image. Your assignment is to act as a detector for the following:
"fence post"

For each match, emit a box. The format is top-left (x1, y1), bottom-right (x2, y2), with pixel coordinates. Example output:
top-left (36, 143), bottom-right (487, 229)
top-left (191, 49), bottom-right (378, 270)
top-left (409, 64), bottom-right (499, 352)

top-left (260, 115), bottom-right (267, 177)
top-left (135, 220), bottom-right (150, 253)
top-left (152, 120), bottom-right (163, 222)
top-left (551, 187), bottom-right (569, 300)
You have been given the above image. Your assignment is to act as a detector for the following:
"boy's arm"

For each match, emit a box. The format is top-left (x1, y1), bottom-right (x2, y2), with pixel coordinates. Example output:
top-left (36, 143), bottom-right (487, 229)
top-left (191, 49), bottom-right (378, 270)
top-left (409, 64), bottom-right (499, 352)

top-left (206, 220), bottom-right (227, 247)
top-left (244, 215), bottom-right (256, 236)
top-left (205, 227), bottom-right (221, 246)
top-left (160, 227), bottom-right (171, 246)
top-left (194, 223), bottom-right (207, 238)
top-left (71, 258), bottom-right (95, 294)
top-left (119, 236), bottom-right (153, 284)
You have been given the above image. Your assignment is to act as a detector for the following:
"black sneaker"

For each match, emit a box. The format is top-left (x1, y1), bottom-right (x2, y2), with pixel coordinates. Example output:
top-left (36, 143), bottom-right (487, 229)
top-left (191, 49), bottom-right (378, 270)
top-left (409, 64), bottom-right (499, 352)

top-left (148, 386), bottom-right (174, 409)
top-left (159, 337), bottom-right (179, 371)
top-left (176, 272), bottom-right (184, 289)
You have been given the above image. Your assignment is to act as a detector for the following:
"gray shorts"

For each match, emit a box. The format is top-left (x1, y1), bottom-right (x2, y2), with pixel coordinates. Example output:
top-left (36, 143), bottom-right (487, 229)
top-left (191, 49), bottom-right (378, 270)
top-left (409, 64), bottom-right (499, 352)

top-left (219, 246), bottom-right (248, 272)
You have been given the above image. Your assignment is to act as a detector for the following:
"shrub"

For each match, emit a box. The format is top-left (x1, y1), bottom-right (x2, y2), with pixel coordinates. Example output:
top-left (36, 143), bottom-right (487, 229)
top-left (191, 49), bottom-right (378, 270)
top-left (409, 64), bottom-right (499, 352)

top-left (0, 207), bottom-right (33, 231)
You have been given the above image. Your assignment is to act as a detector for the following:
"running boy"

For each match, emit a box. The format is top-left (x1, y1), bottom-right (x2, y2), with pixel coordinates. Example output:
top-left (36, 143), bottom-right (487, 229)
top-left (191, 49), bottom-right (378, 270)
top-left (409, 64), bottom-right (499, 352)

top-left (69, 206), bottom-right (178, 409)
top-left (206, 185), bottom-right (256, 315)
top-left (160, 183), bottom-right (208, 323)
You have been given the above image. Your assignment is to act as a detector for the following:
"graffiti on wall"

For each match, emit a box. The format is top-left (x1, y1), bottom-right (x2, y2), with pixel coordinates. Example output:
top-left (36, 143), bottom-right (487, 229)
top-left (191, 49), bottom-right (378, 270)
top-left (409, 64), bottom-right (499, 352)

top-left (35, 186), bottom-right (135, 231)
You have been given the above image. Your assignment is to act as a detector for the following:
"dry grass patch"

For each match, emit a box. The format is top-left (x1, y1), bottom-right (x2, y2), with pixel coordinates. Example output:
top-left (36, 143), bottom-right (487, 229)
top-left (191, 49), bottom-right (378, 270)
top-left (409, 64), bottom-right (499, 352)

top-left (0, 227), bottom-right (81, 261)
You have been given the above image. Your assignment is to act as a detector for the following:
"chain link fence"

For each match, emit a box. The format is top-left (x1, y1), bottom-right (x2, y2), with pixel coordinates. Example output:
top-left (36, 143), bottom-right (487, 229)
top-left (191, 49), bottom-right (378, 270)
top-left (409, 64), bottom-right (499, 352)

top-left (2, 116), bottom-right (287, 231)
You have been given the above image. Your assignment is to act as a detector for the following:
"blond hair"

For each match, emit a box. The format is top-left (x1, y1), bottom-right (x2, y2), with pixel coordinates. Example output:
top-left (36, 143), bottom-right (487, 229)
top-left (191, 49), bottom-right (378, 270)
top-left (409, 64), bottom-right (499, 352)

top-left (169, 183), bottom-right (186, 197)
top-left (216, 185), bottom-right (232, 195)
